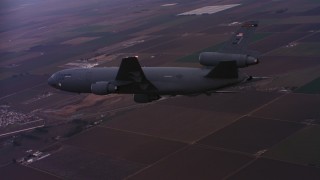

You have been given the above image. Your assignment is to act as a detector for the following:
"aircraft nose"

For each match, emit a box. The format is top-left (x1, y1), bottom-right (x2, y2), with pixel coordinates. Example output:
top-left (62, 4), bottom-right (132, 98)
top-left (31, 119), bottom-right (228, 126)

top-left (48, 75), bottom-right (57, 88)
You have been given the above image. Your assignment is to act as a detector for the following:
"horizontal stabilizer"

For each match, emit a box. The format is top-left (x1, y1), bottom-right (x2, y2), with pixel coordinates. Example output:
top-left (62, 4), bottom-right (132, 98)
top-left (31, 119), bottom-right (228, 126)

top-left (245, 76), bottom-right (271, 82)
top-left (206, 61), bottom-right (238, 79)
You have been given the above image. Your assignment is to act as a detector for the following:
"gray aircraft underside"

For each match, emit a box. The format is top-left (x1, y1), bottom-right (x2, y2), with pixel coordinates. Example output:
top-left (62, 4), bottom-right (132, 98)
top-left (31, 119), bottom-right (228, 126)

top-left (48, 21), bottom-right (260, 103)
top-left (49, 67), bottom-right (247, 94)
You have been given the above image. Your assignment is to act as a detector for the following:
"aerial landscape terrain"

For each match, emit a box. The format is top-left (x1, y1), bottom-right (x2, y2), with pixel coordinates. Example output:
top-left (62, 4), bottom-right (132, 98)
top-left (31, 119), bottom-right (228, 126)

top-left (0, 0), bottom-right (320, 179)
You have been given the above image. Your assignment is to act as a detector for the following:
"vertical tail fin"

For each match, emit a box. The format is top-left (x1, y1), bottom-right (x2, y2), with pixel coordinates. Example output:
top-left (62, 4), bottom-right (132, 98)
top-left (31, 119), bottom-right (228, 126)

top-left (205, 61), bottom-right (238, 79)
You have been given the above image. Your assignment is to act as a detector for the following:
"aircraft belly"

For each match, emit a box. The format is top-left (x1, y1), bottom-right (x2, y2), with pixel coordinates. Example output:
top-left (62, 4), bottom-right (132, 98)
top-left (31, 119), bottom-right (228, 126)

top-left (152, 78), bottom-right (240, 95)
top-left (51, 65), bottom-right (247, 96)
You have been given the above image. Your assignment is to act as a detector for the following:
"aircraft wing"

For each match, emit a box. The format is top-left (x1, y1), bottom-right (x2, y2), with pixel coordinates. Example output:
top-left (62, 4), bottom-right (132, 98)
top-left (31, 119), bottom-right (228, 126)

top-left (219, 21), bottom-right (259, 56)
top-left (115, 57), bottom-right (157, 91)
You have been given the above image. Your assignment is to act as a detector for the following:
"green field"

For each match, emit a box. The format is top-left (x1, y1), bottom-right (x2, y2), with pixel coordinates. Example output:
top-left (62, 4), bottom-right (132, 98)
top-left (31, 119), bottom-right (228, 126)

top-left (264, 15), bottom-right (320, 25)
top-left (295, 77), bottom-right (320, 94)
top-left (265, 126), bottom-right (320, 166)
top-left (177, 43), bottom-right (224, 63)
top-left (271, 42), bottom-right (320, 57)
top-left (251, 33), bottom-right (273, 43)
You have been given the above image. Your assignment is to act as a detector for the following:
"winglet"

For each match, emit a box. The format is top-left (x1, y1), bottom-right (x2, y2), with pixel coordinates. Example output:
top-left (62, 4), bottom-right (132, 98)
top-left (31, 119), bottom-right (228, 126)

top-left (206, 61), bottom-right (238, 79)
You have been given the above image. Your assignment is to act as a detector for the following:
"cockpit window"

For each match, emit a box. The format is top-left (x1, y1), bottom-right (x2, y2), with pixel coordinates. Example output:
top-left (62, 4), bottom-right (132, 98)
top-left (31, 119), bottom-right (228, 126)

top-left (63, 74), bottom-right (72, 78)
top-left (54, 73), bottom-right (72, 81)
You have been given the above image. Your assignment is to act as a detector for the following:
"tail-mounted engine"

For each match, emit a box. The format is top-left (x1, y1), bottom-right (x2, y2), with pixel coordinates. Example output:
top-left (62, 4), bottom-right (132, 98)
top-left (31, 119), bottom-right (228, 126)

top-left (199, 52), bottom-right (259, 68)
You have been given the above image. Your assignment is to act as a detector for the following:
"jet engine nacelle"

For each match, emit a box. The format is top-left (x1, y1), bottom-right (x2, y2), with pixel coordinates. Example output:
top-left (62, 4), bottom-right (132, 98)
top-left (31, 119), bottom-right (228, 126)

top-left (91, 81), bottom-right (117, 95)
top-left (199, 52), bottom-right (259, 67)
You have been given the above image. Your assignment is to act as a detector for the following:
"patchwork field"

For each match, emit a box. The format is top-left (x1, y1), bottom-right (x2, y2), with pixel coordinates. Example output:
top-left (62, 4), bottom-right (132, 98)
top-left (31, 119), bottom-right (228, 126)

top-left (1, 0), bottom-right (320, 179)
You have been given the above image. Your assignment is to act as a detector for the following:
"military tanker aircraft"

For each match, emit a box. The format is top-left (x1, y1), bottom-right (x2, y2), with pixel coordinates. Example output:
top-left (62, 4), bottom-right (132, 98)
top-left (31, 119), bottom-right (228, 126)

top-left (48, 21), bottom-right (260, 103)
